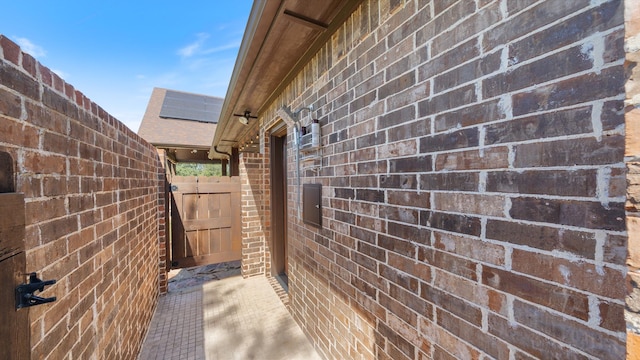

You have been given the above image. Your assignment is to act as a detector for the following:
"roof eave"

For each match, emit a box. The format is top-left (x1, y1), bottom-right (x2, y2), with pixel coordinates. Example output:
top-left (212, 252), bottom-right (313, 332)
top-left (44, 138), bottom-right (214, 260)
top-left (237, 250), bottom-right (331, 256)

top-left (209, 0), bottom-right (364, 158)
top-left (209, 0), bottom-right (276, 158)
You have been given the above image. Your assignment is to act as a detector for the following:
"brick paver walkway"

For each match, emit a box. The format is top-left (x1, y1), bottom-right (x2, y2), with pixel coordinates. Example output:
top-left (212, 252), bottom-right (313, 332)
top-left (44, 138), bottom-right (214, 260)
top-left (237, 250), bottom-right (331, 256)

top-left (138, 287), bottom-right (205, 360)
top-left (138, 275), bottom-right (320, 360)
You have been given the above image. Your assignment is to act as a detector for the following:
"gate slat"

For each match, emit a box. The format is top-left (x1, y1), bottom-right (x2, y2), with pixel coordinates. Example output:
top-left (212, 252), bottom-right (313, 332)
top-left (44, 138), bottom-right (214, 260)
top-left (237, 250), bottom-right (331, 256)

top-left (170, 176), bottom-right (241, 268)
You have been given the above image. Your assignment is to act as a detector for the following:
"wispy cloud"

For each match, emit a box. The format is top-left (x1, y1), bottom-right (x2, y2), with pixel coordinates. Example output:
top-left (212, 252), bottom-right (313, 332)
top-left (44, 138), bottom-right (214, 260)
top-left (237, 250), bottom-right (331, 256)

top-left (52, 69), bottom-right (68, 80)
top-left (178, 33), bottom-right (241, 60)
top-left (201, 41), bottom-right (241, 55)
top-left (15, 37), bottom-right (47, 58)
top-left (178, 33), bottom-right (209, 58)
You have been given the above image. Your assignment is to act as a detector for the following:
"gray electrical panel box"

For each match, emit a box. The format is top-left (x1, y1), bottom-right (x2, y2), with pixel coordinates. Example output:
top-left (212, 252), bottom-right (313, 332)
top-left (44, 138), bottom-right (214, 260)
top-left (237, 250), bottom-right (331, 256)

top-left (303, 183), bottom-right (322, 228)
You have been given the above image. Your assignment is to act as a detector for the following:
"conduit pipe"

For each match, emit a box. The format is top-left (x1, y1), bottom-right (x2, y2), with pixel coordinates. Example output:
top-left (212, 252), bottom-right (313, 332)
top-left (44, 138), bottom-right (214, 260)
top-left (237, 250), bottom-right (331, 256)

top-left (292, 105), bottom-right (313, 219)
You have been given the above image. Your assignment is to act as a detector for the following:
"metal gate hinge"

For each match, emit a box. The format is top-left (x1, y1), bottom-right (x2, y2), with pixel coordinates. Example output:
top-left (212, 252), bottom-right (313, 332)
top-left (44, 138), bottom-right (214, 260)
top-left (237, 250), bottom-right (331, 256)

top-left (15, 272), bottom-right (57, 309)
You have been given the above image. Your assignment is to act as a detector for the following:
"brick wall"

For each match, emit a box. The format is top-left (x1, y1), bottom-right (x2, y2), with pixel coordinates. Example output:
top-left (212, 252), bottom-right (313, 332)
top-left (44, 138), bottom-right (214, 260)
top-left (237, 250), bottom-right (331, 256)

top-left (245, 0), bottom-right (629, 358)
top-left (625, 0), bottom-right (640, 356)
top-left (240, 151), bottom-right (270, 277)
top-left (0, 35), bottom-right (165, 359)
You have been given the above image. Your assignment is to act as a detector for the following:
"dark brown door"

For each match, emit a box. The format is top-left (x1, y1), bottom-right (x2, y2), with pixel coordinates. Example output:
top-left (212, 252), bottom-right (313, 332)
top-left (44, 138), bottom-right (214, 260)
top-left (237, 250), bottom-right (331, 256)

top-left (271, 129), bottom-right (288, 277)
top-left (0, 153), bottom-right (29, 359)
top-left (170, 176), bottom-right (241, 268)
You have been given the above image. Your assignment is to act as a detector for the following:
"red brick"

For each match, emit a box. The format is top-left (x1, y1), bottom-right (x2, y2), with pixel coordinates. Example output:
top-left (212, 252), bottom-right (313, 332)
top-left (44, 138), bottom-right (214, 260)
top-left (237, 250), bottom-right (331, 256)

top-left (23, 151), bottom-right (66, 175)
top-left (420, 171), bottom-right (479, 191)
top-left (488, 313), bottom-right (590, 360)
top-left (486, 169), bottom-right (598, 197)
top-left (484, 45), bottom-right (593, 99)
top-left (418, 37), bottom-right (478, 81)
top-left (485, 0), bottom-right (589, 52)
top-left (433, 192), bottom-right (504, 216)
top-left (21, 51), bottom-right (37, 77)
top-left (433, 1), bottom-right (502, 55)
top-left (485, 106), bottom-right (592, 145)
top-left (25, 198), bottom-right (66, 223)
top-left (509, 197), bottom-right (625, 231)
top-left (437, 310), bottom-right (510, 359)
top-left (434, 232), bottom-right (505, 266)
top-left (386, 83), bottom-right (430, 112)
top-left (512, 67), bottom-right (624, 117)
top-left (0, 87), bottom-right (22, 119)
top-left (599, 300), bottom-right (625, 332)
top-left (419, 316), bottom-right (482, 359)
top-left (423, 211), bottom-right (481, 237)
top-left (361, 210), bottom-right (395, 232)
top-left (356, 132), bottom-right (386, 149)
top-left (379, 105), bottom-right (415, 129)
top-left (433, 268), bottom-right (507, 316)
top-left (506, 0), bottom-right (622, 63)
top-left (419, 247), bottom-right (478, 281)
top-left (603, 233), bottom-right (627, 265)
top-left (0, 35), bottom-right (21, 64)
top-left (387, 190), bottom-right (430, 208)
top-left (388, 252), bottom-right (431, 282)
top-left (513, 300), bottom-right (625, 359)
top-left (486, 219), bottom-right (596, 258)
top-left (431, 346), bottom-right (457, 360)
top-left (380, 72), bottom-right (415, 100)
top-left (43, 87), bottom-right (78, 118)
top-left (51, 71), bottom-right (64, 93)
top-left (482, 266), bottom-right (590, 321)
top-left (418, 84), bottom-right (477, 117)
top-left (380, 174), bottom-right (417, 189)
top-left (435, 99), bottom-right (504, 132)
top-left (436, 51), bottom-right (501, 94)
top-left (1, 60), bottom-right (40, 100)
top-left (38, 63), bottom-right (53, 87)
top-left (422, 282), bottom-right (482, 326)
top-left (381, 264), bottom-right (419, 293)
top-left (511, 249), bottom-right (625, 298)
top-left (25, 101), bottom-right (68, 134)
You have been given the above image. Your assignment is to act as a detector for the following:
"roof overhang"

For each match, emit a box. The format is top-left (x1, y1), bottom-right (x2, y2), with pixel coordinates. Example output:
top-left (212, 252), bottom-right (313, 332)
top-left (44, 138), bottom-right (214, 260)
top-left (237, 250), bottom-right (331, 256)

top-left (162, 146), bottom-right (219, 164)
top-left (209, 0), bottom-right (364, 156)
top-left (138, 87), bottom-right (228, 160)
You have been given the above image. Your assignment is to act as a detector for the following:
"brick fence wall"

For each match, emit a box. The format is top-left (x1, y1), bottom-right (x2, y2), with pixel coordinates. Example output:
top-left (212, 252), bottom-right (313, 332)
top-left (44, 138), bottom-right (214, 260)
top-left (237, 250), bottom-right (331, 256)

top-left (0, 35), bottom-right (165, 359)
top-left (247, 0), bottom-right (629, 358)
top-left (625, 0), bottom-right (640, 356)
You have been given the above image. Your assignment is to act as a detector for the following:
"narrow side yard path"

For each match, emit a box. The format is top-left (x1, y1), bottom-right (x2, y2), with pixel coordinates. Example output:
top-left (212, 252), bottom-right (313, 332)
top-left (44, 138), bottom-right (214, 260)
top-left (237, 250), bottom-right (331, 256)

top-left (201, 276), bottom-right (321, 360)
top-left (138, 265), bottom-right (320, 360)
top-left (138, 287), bottom-right (205, 360)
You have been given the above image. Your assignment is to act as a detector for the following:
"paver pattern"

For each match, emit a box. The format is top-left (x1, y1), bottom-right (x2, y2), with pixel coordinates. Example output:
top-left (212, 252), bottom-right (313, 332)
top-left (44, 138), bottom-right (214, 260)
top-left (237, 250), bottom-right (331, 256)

top-left (138, 268), bottom-right (320, 360)
top-left (138, 288), bottom-right (205, 360)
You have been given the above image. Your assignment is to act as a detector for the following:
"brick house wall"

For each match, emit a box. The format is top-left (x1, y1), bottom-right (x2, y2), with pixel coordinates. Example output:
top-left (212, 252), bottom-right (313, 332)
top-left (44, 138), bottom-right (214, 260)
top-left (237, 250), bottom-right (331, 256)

top-left (0, 35), bottom-right (166, 359)
top-left (240, 152), bottom-right (270, 277)
top-left (239, 0), bottom-right (631, 358)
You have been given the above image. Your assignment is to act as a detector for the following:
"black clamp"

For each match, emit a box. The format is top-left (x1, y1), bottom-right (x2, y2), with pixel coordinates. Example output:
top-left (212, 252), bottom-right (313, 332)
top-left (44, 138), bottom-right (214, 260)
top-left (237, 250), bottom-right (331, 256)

top-left (15, 272), bottom-right (57, 309)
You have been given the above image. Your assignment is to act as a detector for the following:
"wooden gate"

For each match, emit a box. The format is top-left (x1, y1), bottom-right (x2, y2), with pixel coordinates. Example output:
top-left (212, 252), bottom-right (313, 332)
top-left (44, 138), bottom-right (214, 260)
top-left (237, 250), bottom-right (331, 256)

top-left (0, 152), bottom-right (29, 359)
top-left (170, 176), bottom-right (241, 268)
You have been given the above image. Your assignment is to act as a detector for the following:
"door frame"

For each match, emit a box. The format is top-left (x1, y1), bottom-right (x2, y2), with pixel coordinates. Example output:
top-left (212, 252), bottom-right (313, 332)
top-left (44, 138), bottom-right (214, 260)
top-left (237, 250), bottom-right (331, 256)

top-left (270, 122), bottom-right (288, 282)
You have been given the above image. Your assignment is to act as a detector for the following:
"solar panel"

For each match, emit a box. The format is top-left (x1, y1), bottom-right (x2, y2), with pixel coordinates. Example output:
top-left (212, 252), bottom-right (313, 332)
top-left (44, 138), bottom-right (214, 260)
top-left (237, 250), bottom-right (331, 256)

top-left (159, 90), bottom-right (222, 123)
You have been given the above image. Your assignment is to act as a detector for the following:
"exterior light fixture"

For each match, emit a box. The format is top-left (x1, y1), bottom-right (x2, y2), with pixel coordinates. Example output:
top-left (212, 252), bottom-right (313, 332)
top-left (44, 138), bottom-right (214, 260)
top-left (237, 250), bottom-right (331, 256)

top-left (234, 110), bottom-right (257, 125)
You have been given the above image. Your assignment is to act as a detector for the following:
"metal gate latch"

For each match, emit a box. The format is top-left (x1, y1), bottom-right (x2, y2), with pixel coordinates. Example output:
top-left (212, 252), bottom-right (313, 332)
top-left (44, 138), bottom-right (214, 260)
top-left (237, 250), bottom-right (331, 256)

top-left (15, 272), bottom-right (57, 309)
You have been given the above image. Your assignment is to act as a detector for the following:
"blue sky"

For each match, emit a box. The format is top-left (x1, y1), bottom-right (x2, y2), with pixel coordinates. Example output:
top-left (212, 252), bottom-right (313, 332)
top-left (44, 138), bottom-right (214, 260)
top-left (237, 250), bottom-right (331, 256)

top-left (1, 1), bottom-right (253, 132)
